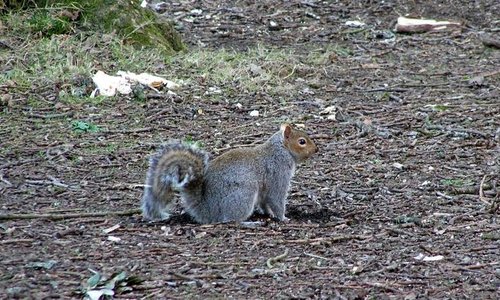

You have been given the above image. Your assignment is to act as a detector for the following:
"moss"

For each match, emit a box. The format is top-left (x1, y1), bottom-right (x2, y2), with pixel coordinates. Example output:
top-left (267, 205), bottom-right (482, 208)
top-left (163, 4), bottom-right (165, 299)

top-left (28, 9), bottom-right (73, 36)
top-left (61, 0), bottom-right (185, 54)
top-left (4, 0), bottom-right (184, 54)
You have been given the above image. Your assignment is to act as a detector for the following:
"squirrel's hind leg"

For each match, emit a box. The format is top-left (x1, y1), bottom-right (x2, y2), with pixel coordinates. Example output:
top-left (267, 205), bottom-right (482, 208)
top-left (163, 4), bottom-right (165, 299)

top-left (197, 186), bottom-right (259, 224)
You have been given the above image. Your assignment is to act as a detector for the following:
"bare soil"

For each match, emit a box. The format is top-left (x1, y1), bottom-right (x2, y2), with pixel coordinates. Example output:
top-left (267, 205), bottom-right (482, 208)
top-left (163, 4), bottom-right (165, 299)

top-left (1, 1), bottom-right (499, 299)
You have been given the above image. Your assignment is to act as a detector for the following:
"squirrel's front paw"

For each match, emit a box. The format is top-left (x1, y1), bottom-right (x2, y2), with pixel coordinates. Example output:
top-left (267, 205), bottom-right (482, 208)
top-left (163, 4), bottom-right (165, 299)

top-left (272, 215), bottom-right (290, 223)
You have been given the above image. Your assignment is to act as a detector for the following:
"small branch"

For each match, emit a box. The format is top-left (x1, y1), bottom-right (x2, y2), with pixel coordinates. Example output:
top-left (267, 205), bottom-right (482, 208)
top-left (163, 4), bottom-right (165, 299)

top-left (27, 112), bottom-right (74, 119)
top-left (0, 239), bottom-right (35, 245)
top-left (104, 127), bottom-right (153, 135)
top-left (303, 252), bottom-right (329, 261)
top-left (266, 249), bottom-right (289, 268)
top-left (0, 208), bottom-right (142, 221)
top-left (425, 124), bottom-right (490, 138)
top-left (479, 175), bottom-right (492, 206)
top-left (363, 281), bottom-right (400, 293)
top-left (286, 234), bottom-right (370, 244)
top-left (25, 175), bottom-right (72, 189)
top-left (0, 174), bottom-right (13, 186)
top-left (453, 261), bottom-right (499, 271)
top-left (168, 272), bottom-right (224, 286)
top-left (146, 108), bottom-right (171, 122)
top-left (0, 158), bottom-right (39, 170)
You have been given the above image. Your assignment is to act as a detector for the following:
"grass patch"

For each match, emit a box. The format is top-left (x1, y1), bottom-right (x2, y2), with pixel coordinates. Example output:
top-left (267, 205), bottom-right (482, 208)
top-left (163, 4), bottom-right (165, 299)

top-left (2, 7), bottom-right (348, 100)
top-left (166, 45), bottom-right (347, 96)
top-left (441, 178), bottom-right (474, 187)
top-left (0, 33), bottom-right (168, 90)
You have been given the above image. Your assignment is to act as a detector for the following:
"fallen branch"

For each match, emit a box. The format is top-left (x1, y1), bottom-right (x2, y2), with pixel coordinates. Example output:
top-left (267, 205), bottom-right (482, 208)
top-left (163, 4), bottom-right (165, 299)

top-left (25, 175), bottom-right (70, 189)
top-left (0, 239), bottom-right (35, 245)
top-left (0, 208), bottom-right (142, 221)
top-left (425, 124), bottom-right (490, 138)
top-left (453, 261), bottom-right (499, 271)
top-left (27, 111), bottom-right (74, 119)
top-left (286, 234), bottom-right (371, 244)
top-left (104, 127), bottom-right (153, 135)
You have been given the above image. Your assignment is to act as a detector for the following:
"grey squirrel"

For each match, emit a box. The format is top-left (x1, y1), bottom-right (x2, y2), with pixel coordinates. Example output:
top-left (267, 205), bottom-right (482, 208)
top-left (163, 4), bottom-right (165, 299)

top-left (141, 123), bottom-right (318, 224)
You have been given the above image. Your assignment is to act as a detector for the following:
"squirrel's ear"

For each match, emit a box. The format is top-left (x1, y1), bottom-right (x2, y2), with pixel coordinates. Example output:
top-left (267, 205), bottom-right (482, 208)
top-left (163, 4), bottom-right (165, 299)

top-left (281, 123), bottom-right (292, 139)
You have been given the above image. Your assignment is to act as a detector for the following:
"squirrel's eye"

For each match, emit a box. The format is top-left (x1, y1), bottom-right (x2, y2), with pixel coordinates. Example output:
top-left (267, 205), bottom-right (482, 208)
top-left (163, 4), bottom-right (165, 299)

top-left (298, 138), bottom-right (307, 145)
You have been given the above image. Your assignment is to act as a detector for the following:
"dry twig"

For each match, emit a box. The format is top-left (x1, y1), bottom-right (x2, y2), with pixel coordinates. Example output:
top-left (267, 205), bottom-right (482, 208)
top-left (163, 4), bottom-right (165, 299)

top-left (286, 234), bottom-right (371, 244)
top-left (0, 208), bottom-right (142, 221)
top-left (267, 249), bottom-right (289, 268)
top-left (425, 124), bottom-right (490, 138)
top-left (479, 175), bottom-right (492, 206)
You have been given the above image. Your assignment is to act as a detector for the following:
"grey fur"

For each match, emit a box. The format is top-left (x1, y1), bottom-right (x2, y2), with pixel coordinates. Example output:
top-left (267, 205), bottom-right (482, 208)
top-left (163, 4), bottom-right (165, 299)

top-left (141, 127), bottom-right (316, 224)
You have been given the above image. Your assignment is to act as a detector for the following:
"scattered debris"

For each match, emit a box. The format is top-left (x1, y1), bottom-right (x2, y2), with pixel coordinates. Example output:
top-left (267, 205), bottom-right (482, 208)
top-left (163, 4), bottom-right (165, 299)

top-left (394, 17), bottom-right (461, 33)
top-left (392, 162), bottom-right (405, 170)
top-left (91, 71), bottom-right (180, 97)
top-left (414, 253), bottom-right (445, 262)
top-left (107, 236), bottom-right (121, 242)
top-left (249, 110), bottom-right (259, 117)
top-left (26, 260), bottom-right (57, 270)
top-left (320, 106), bottom-right (337, 120)
top-left (268, 20), bottom-right (281, 31)
top-left (102, 224), bottom-right (121, 234)
top-left (305, 11), bottom-right (320, 20)
top-left (345, 20), bottom-right (366, 28)
top-left (468, 75), bottom-right (485, 87)
top-left (205, 86), bottom-right (222, 95)
top-left (480, 34), bottom-right (500, 49)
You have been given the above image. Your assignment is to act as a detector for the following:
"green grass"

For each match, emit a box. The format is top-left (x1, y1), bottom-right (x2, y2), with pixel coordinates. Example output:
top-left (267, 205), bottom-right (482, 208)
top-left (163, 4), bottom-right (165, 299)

top-left (441, 178), bottom-right (474, 187)
top-left (1, 8), bottom-right (349, 100)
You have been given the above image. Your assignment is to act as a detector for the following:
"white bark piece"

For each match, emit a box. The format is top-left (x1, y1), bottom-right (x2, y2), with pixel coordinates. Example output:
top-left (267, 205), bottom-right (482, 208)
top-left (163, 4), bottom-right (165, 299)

top-left (395, 17), bottom-right (461, 33)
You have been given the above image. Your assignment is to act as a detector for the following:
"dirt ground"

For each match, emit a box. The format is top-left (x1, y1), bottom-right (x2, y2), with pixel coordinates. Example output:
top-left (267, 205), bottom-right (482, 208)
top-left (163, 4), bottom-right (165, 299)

top-left (1, 0), bottom-right (499, 299)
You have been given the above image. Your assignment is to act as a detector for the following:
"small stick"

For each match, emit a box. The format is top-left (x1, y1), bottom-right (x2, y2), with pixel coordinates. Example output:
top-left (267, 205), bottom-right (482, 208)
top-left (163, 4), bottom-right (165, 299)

top-left (267, 249), bottom-right (289, 268)
top-left (28, 112), bottom-right (74, 119)
top-left (104, 127), bottom-right (153, 134)
top-left (0, 239), bottom-right (35, 244)
top-left (0, 208), bottom-right (142, 221)
top-left (169, 272), bottom-right (204, 287)
top-left (0, 158), bottom-right (39, 170)
top-left (425, 124), bottom-right (489, 138)
top-left (303, 252), bottom-right (329, 260)
top-left (0, 174), bottom-right (12, 186)
top-left (453, 261), bottom-right (499, 271)
top-left (286, 234), bottom-right (370, 244)
top-left (479, 175), bottom-right (491, 205)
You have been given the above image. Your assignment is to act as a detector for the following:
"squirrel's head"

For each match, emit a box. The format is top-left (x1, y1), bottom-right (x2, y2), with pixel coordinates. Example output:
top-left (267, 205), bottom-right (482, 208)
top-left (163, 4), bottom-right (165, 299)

top-left (281, 123), bottom-right (318, 162)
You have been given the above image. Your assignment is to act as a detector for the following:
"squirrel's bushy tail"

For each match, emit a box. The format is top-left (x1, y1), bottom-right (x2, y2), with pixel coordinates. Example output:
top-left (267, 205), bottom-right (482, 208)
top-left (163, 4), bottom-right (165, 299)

top-left (141, 143), bottom-right (209, 221)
